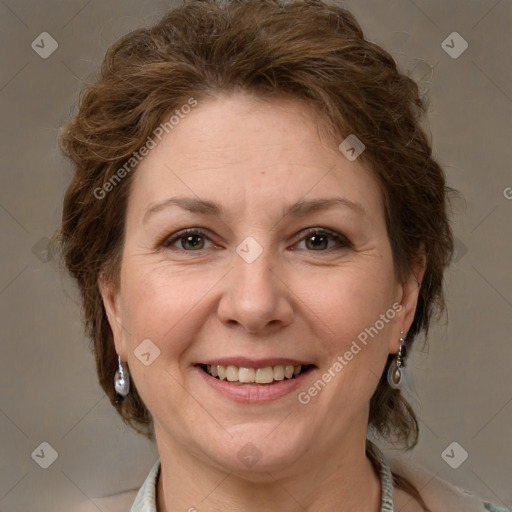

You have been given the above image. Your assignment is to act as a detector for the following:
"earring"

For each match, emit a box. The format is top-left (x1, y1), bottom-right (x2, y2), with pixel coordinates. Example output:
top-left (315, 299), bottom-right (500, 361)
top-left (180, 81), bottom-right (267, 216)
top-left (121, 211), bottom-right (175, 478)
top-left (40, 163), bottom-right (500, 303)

top-left (114, 355), bottom-right (130, 400)
top-left (387, 331), bottom-right (407, 389)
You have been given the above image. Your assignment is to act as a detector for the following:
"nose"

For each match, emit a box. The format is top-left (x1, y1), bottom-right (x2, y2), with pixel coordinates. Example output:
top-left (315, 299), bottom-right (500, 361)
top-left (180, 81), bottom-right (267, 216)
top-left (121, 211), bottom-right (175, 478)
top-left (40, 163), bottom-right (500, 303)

top-left (217, 246), bottom-right (294, 335)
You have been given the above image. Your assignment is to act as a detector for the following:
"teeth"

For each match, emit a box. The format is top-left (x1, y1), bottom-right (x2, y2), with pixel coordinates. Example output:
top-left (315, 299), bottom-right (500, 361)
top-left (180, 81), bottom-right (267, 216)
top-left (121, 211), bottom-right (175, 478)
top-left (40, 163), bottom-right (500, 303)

top-left (204, 364), bottom-right (306, 383)
top-left (226, 365), bottom-right (238, 382)
top-left (238, 367), bottom-right (255, 383)
top-left (273, 365), bottom-right (285, 381)
top-left (255, 367), bottom-right (274, 383)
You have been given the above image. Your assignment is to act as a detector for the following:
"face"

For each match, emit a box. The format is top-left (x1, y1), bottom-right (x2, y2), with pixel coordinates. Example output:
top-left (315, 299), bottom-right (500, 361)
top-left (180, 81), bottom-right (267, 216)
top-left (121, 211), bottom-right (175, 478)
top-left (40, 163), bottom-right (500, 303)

top-left (101, 92), bottom-right (422, 478)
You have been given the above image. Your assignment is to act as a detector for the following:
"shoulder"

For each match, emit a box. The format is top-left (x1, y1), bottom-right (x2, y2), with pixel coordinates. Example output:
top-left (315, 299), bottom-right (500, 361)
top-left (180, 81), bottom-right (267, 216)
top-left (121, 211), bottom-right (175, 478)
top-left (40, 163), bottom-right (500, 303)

top-left (391, 484), bottom-right (510, 512)
top-left (129, 459), bottom-right (160, 511)
top-left (392, 481), bottom-right (509, 512)
top-left (390, 471), bottom-right (508, 512)
top-left (91, 490), bottom-right (139, 512)
top-left (482, 504), bottom-right (511, 512)
top-left (392, 484), bottom-right (426, 512)
top-left (68, 462), bottom-right (157, 512)
top-left (382, 448), bottom-right (507, 512)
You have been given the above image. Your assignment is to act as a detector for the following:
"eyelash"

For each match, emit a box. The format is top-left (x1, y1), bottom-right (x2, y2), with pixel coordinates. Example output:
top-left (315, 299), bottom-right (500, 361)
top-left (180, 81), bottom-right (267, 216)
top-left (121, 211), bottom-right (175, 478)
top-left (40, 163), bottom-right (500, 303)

top-left (160, 227), bottom-right (351, 252)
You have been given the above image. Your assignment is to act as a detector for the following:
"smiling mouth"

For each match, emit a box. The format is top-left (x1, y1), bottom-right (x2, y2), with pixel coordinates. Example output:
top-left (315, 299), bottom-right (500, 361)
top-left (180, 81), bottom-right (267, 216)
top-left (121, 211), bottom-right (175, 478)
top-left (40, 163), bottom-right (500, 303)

top-left (198, 364), bottom-right (314, 385)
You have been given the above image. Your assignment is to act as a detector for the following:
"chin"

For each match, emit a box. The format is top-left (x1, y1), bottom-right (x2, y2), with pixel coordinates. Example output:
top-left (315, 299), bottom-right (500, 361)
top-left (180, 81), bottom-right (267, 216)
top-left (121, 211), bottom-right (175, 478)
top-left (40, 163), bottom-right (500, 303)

top-left (201, 425), bottom-right (311, 478)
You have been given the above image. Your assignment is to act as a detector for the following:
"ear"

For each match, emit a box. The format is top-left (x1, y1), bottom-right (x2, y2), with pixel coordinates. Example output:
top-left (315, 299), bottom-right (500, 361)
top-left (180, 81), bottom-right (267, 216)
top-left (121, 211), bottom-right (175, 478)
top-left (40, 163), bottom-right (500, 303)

top-left (389, 247), bottom-right (426, 353)
top-left (98, 273), bottom-right (127, 359)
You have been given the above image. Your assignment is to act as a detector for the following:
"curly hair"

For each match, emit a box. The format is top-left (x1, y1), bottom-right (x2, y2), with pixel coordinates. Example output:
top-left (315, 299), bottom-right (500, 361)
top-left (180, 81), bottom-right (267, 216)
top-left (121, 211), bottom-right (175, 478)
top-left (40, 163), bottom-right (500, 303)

top-left (55, 1), bottom-right (458, 509)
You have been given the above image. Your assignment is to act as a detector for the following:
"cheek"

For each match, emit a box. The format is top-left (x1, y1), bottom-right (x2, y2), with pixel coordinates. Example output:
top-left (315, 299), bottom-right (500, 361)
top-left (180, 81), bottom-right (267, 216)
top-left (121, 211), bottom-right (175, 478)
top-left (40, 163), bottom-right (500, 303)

top-left (302, 263), bottom-right (395, 395)
top-left (118, 264), bottom-right (208, 420)
top-left (119, 259), bottom-right (224, 359)
top-left (306, 263), bottom-right (394, 337)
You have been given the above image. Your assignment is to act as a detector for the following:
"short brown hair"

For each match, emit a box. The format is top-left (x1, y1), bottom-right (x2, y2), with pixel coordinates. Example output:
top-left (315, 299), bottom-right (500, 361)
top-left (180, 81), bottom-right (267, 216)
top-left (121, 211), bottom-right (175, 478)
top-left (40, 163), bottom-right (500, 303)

top-left (56, 1), bottom-right (457, 507)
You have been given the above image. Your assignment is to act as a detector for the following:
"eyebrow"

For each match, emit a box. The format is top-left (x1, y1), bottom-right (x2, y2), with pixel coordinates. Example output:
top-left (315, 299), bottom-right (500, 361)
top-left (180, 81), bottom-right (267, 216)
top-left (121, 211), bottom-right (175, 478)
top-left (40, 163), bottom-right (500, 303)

top-left (143, 196), bottom-right (366, 224)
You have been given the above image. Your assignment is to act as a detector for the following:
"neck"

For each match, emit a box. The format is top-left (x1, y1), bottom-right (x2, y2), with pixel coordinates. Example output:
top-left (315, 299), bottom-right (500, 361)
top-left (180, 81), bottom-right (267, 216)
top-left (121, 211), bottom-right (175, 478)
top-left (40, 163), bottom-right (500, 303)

top-left (155, 432), bottom-right (381, 512)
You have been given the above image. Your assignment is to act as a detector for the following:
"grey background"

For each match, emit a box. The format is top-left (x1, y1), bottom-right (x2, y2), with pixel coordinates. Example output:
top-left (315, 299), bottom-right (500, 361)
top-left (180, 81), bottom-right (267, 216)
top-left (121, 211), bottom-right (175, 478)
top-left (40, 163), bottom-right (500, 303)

top-left (1, 0), bottom-right (511, 510)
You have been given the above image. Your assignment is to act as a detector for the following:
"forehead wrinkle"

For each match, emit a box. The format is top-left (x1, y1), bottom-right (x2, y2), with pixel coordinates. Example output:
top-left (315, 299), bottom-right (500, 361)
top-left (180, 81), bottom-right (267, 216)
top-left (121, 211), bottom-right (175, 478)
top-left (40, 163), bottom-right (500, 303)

top-left (142, 195), bottom-right (366, 228)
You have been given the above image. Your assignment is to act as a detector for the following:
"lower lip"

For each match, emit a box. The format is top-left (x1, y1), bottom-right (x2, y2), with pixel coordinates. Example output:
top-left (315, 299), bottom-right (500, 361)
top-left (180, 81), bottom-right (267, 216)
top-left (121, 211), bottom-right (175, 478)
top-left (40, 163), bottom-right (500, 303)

top-left (195, 366), bottom-right (314, 403)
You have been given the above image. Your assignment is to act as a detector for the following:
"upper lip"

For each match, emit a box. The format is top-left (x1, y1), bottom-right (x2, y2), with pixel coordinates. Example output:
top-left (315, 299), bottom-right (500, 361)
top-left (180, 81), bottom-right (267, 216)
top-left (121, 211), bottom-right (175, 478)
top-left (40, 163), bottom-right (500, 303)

top-left (199, 357), bottom-right (314, 368)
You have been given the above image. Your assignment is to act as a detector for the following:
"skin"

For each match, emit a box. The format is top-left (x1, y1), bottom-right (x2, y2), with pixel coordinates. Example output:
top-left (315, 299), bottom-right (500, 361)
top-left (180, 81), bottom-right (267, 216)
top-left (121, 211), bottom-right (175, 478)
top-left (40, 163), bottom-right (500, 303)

top-left (100, 92), bottom-right (426, 512)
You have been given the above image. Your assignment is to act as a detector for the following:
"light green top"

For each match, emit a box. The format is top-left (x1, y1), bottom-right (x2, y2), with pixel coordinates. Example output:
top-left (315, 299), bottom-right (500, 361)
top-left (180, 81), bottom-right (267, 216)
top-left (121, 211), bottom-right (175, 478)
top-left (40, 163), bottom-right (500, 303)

top-left (130, 440), bottom-right (510, 511)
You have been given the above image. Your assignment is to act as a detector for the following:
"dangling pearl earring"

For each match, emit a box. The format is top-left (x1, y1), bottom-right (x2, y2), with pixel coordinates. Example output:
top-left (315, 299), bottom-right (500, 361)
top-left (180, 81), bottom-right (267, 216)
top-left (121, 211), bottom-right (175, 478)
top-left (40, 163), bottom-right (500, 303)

top-left (114, 355), bottom-right (130, 400)
top-left (387, 331), bottom-right (407, 389)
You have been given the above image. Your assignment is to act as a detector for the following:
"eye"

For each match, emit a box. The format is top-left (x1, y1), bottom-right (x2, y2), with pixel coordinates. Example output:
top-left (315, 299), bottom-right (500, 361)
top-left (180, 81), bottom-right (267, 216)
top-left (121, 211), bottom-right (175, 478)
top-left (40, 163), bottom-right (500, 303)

top-left (159, 227), bottom-right (350, 253)
top-left (161, 229), bottom-right (214, 251)
top-left (295, 228), bottom-right (350, 251)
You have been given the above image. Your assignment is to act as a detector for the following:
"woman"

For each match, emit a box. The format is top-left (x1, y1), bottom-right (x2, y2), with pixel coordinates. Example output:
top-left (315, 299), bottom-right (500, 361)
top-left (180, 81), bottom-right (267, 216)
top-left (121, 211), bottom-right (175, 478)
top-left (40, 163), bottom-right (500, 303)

top-left (56, 1), bottom-right (508, 510)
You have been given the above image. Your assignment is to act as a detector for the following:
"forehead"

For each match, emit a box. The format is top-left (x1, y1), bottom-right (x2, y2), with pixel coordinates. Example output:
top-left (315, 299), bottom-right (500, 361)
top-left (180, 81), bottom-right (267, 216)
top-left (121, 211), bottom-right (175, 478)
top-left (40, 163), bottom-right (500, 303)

top-left (127, 93), bottom-right (384, 225)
